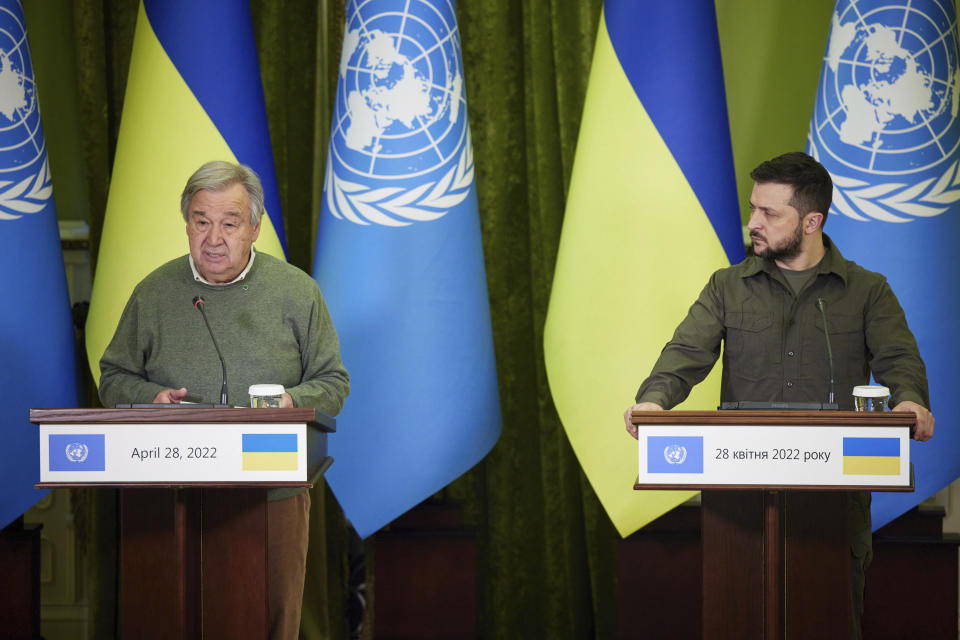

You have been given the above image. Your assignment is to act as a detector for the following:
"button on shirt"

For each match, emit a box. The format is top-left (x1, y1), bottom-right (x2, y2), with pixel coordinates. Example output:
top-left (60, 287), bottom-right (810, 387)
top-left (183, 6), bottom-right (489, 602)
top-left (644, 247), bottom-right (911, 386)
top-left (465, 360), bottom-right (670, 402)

top-left (635, 235), bottom-right (929, 411)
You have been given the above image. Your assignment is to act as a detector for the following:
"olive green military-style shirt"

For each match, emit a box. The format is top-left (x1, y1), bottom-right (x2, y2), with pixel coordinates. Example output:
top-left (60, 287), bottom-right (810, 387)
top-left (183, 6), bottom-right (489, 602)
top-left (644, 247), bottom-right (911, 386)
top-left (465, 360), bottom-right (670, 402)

top-left (636, 234), bottom-right (930, 412)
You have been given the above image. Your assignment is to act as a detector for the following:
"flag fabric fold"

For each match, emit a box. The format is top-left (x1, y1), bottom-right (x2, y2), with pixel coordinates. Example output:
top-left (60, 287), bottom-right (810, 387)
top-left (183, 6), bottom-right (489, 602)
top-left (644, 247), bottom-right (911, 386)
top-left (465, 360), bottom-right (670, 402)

top-left (543, 1), bottom-right (744, 537)
top-left (313, 0), bottom-right (501, 538)
top-left (0, 0), bottom-right (78, 527)
top-left (807, 0), bottom-right (960, 528)
top-left (84, 0), bottom-right (286, 383)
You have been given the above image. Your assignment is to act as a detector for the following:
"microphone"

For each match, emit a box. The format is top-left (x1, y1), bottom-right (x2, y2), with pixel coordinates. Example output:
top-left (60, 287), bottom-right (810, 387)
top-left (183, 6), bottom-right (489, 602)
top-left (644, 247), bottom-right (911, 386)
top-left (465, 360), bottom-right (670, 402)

top-left (816, 297), bottom-right (837, 408)
top-left (193, 296), bottom-right (228, 406)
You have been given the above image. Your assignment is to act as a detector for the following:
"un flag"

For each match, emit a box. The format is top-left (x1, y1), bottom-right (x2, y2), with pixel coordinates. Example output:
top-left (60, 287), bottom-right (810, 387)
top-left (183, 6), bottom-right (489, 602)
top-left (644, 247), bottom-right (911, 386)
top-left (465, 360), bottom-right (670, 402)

top-left (807, 0), bottom-right (960, 529)
top-left (313, 0), bottom-right (501, 538)
top-left (0, 0), bottom-right (78, 527)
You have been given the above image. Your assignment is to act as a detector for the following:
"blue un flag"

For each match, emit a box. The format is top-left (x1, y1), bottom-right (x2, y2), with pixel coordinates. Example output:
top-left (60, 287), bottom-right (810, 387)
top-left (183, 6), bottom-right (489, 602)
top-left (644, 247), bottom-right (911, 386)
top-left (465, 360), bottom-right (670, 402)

top-left (0, 0), bottom-right (78, 527)
top-left (807, 0), bottom-right (960, 528)
top-left (313, 0), bottom-right (501, 538)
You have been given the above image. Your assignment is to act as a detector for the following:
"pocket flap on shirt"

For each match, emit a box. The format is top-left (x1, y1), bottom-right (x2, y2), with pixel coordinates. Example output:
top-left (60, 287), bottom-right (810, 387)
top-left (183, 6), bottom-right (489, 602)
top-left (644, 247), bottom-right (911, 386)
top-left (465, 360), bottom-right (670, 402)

top-left (725, 311), bottom-right (773, 332)
top-left (814, 312), bottom-right (861, 334)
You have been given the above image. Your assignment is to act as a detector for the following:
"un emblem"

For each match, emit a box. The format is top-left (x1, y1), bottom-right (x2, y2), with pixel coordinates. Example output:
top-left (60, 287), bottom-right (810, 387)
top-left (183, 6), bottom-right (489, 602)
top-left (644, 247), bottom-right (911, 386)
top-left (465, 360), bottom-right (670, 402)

top-left (664, 445), bottom-right (687, 466)
top-left (324, 0), bottom-right (473, 227)
top-left (0, 3), bottom-right (53, 221)
top-left (65, 443), bottom-right (89, 463)
top-left (808, 0), bottom-right (960, 222)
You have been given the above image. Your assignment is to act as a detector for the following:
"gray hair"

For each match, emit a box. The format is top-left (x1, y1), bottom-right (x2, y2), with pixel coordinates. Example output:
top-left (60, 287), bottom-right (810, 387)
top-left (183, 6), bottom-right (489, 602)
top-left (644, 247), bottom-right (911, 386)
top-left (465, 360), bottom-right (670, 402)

top-left (180, 161), bottom-right (265, 226)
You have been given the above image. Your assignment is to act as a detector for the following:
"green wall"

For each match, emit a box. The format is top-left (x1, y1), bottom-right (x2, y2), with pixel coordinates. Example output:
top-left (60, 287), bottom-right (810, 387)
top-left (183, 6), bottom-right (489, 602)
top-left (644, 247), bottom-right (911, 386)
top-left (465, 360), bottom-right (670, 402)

top-left (717, 0), bottom-right (836, 227)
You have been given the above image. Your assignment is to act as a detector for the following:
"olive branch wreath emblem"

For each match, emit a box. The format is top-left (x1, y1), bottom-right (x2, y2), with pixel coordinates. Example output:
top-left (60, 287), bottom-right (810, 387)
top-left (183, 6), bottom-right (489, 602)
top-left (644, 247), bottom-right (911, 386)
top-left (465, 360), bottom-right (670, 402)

top-left (0, 157), bottom-right (52, 220)
top-left (325, 129), bottom-right (475, 227)
top-left (831, 159), bottom-right (960, 223)
top-left (810, 140), bottom-right (960, 223)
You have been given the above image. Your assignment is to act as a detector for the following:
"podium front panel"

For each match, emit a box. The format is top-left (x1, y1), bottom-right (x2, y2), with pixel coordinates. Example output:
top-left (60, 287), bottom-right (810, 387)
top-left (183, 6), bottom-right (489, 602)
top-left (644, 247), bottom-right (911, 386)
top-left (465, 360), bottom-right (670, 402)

top-left (39, 422), bottom-right (308, 483)
top-left (636, 422), bottom-right (911, 490)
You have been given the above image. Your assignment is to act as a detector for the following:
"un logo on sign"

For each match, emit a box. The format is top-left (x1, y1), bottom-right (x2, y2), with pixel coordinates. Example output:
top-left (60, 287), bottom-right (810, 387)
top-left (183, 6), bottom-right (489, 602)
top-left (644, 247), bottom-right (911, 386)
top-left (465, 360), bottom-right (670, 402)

top-left (65, 443), bottom-right (89, 463)
top-left (0, 3), bottom-right (53, 221)
top-left (324, 0), bottom-right (473, 227)
top-left (664, 445), bottom-right (687, 466)
top-left (808, 0), bottom-right (960, 222)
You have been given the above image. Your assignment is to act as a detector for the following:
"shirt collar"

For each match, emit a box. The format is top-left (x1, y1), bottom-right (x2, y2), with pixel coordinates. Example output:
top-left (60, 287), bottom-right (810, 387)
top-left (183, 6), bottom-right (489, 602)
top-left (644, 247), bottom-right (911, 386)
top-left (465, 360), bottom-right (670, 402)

top-left (189, 245), bottom-right (256, 285)
top-left (742, 233), bottom-right (848, 285)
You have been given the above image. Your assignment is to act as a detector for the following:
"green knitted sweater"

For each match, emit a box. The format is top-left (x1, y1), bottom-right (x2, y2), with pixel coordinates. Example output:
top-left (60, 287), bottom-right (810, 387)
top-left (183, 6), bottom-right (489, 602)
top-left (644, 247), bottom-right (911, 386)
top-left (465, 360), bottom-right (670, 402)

top-left (99, 252), bottom-right (350, 499)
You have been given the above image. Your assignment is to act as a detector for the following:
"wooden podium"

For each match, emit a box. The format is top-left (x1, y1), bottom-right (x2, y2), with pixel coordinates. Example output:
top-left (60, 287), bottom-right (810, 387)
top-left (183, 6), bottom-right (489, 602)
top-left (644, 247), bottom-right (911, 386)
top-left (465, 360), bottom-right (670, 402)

top-left (631, 410), bottom-right (915, 640)
top-left (31, 407), bottom-right (334, 639)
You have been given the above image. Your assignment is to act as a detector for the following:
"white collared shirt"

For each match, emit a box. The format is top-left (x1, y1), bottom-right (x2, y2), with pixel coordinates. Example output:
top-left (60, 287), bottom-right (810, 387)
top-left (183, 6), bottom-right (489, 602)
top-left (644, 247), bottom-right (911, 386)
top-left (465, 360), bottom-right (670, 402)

top-left (188, 246), bottom-right (257, 285)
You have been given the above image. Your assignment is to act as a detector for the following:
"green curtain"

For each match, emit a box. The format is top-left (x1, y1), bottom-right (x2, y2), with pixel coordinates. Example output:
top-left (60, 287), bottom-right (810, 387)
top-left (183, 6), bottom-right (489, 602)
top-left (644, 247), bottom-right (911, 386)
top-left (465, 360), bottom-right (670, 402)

top-left (51, 0), bottom-right (617, 636)
top-left (453, 1), bottom-right (615, 638)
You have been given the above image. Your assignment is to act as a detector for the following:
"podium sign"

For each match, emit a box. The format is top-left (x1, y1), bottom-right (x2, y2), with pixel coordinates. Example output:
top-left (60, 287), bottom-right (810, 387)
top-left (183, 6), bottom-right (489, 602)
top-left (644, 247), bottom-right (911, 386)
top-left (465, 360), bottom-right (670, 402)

top-left (633, 410), bottom-right (915, 492)
top-left (40, 422), bottom-right (308, 483)
top-left (30, 407), bottom-right (334, 638)
top-left (638, 423), bottom-right (911, 489)
top-left (630, 410), bottom-right (917, 639)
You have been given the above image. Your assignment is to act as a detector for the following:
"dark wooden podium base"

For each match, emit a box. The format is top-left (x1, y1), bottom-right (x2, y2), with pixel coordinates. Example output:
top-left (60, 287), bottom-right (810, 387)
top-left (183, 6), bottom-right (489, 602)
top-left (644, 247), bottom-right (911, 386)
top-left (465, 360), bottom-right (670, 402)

top-left (702, 491), bottom-right (850, 640)
top-left (0, 519), bottom-right (41, 638)
top-left (120, 488), bottom-right (268, 639)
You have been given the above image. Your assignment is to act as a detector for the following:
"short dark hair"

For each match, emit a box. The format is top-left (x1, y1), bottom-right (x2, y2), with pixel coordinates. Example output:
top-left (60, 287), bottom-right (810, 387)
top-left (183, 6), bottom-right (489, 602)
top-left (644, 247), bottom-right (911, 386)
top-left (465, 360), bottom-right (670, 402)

top-left (749, 152), bottom-right (833, 228)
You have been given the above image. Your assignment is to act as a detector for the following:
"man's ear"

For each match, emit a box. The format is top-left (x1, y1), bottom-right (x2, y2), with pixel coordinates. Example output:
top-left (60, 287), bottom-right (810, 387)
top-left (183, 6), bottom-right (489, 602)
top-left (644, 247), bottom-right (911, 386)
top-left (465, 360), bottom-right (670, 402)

top-left (804, 211), bottom-right (824, 234)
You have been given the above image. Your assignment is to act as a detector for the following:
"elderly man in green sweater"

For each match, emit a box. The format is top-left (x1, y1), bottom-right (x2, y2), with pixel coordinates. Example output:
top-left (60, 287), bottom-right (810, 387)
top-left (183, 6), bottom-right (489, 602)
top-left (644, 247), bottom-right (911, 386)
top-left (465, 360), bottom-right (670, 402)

top-left (99, 160), bottom-right (350, 640)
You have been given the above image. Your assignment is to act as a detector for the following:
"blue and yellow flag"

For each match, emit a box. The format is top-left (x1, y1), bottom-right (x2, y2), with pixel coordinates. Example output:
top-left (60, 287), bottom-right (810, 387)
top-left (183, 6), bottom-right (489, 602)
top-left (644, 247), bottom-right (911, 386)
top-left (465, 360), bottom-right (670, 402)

top-left (0, 0), bottom-right (78, 527)
top-left (84, 0), bottom-right (286, 382)
top-left (313, 0), bottom-right (501, 538)
top-left (543, 1), bottom-right (744, 537)
top-left (807, 0), bottom-right (960, 528)
top-left (842, 437), bottom-right (901, 476)
top-left (241, 433), bottom-right (298, 471)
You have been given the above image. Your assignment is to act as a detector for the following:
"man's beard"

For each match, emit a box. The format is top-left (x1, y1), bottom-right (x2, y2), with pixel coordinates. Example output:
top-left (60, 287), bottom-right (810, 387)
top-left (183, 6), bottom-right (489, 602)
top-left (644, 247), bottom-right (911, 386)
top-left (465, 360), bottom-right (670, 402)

top-left (752, 220), bottom-right (803, 261)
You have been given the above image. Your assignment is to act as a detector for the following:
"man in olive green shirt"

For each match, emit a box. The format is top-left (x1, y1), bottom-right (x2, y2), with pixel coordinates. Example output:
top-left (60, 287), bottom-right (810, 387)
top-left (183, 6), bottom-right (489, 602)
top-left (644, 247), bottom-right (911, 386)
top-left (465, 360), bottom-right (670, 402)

top-left (622, 152), bottom-right (933, 639)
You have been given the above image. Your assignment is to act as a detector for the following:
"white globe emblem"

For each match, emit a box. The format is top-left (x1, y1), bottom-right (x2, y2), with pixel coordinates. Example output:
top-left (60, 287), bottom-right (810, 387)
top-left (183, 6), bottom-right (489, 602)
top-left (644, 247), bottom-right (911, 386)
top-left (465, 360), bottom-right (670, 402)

top-left (664, 445), bottom-right (687, 466)
top-left (65, 442), bottom-right (89, 463)
top-left (324, 0), bottom-right (474, 227)
top-left (808, 1), bottom-right (960, 222)
top-left (0, 3), bottom-right (53, 221)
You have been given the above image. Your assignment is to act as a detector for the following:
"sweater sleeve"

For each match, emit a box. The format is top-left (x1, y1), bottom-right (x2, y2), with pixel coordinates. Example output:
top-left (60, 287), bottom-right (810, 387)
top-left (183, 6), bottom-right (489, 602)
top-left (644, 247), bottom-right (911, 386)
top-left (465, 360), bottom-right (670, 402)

top-left (286, 287), bottom-right (350, 417)
top-left (98, 292), bottom-right (168, 407)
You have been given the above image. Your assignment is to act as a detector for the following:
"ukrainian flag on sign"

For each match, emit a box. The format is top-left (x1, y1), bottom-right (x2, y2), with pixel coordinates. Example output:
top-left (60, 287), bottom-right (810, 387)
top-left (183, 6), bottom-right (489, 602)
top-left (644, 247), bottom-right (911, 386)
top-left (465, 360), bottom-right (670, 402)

top-left (842, 437), bottom-right (901, 476)
top-left (544, 1), bottom-right (744, 537)
top-left (84, 0), bottom-right (286, 383)
top-left (242, 433), bottom-right (299, 472)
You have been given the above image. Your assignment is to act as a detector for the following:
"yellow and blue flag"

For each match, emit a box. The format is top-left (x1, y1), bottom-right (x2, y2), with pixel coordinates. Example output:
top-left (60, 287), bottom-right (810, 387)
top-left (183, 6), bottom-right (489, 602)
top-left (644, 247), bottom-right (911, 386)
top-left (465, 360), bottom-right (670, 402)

top-left (241, 433), bottom-right (298, 472)
top-left (313, 0), bottom-right (501, 538)
top-left (842, 437), bottom-right (901, 476)
top-left (806, 0), bottom-right (959, 527)
top-left (84, 0), bottom-right (286, 382)
top-left (543, 1), bottom-right (744, 537)
top-left (0, 0), bottom-right (78, 527)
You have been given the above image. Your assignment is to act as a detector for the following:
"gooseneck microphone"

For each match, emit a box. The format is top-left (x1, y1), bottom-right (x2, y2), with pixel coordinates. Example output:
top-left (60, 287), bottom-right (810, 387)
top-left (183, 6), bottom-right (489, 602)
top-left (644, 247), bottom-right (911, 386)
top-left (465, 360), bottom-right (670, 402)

top-left (193, 296), bottom-right (228, 406)
top-left (816, 297), bottom-right (837, 407)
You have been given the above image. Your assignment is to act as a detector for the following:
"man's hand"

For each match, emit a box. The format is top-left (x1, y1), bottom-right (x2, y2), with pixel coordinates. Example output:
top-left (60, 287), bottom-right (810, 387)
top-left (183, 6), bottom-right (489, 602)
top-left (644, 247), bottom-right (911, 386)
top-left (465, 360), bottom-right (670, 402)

top-left (153, 387), bottom-right (188, 404)
top-left (623, 402), bottom-right (664, 440)
top-left (281, 393), bottom-right (294, 409)
top-left (891, 400), bottom-right (934, 442)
